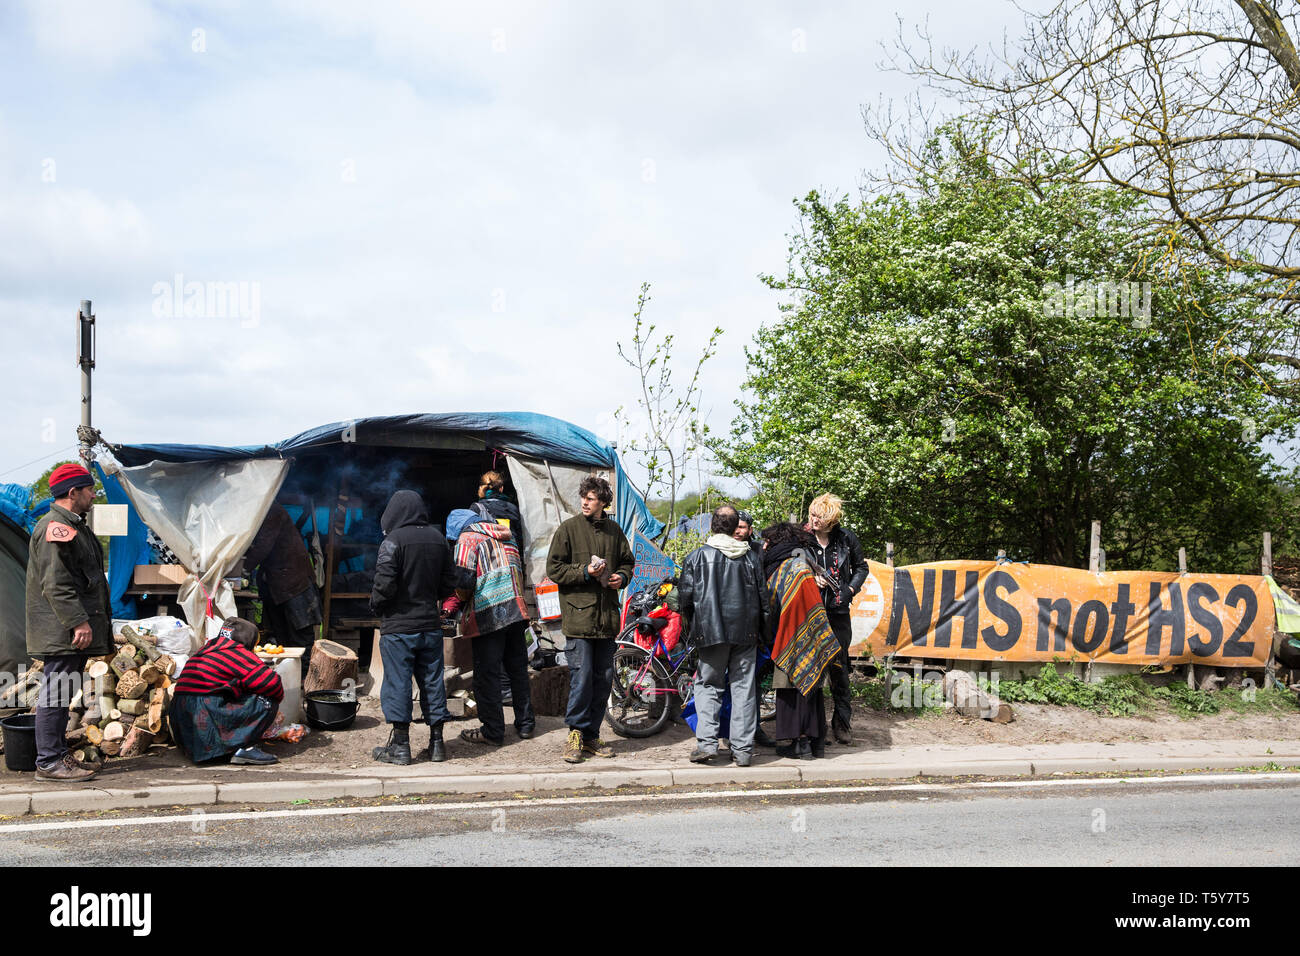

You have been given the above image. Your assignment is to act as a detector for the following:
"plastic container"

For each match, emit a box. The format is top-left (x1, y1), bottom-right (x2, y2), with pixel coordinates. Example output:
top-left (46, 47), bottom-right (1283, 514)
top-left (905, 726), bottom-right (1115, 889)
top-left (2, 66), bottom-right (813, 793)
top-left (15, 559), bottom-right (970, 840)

top-left (1, 713), bottom-right (38, 772)
top-left (272, 657), bottom-right (302, 724)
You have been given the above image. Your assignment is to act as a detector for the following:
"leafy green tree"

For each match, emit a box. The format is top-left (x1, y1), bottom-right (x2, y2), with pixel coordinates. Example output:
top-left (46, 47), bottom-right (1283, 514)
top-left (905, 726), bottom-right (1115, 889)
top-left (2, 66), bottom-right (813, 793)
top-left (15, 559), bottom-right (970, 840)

top-left (721, 133), bottom-right (1299, 571)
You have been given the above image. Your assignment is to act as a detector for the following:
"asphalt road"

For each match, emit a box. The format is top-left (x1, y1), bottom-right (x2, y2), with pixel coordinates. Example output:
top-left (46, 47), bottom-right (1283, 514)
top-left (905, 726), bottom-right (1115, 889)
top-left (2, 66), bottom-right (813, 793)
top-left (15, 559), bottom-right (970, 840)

top-left (2, 775), bottom-right (1297, 866)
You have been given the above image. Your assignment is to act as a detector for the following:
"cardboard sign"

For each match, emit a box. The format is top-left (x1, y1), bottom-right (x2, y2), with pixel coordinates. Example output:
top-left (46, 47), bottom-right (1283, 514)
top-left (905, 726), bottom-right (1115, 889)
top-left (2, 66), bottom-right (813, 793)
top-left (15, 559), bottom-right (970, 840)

top-left (849, 560), bottom-right (1274, 667)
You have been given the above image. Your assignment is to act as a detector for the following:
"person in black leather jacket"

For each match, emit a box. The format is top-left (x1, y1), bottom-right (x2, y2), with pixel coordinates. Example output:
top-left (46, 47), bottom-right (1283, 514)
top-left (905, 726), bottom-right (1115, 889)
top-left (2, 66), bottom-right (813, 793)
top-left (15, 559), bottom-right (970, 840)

top-left (677, 505), bottom-right (769, 766)
top-left (806, 493), bottom-right (868, 744)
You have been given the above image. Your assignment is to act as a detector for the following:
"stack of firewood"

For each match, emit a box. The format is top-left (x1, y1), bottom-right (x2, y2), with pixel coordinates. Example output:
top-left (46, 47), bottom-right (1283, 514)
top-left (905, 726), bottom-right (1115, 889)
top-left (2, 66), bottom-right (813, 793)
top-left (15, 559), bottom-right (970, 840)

top-left (64, 625), bottom-right (176, 764)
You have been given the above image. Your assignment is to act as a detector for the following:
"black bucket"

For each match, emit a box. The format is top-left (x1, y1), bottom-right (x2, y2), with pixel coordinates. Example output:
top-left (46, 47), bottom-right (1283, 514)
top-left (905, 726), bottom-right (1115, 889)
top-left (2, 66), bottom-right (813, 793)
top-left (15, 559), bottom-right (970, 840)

top-left (304, 691), bottom-right (359, 731)
top-left (1, 713), bottom-right (38, 772)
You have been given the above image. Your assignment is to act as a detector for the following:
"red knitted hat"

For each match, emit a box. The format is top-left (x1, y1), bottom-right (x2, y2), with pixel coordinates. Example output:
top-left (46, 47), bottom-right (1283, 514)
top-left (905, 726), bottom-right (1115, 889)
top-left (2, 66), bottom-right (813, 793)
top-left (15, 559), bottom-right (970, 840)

top-left (49, 463), bottom-right (93, 497)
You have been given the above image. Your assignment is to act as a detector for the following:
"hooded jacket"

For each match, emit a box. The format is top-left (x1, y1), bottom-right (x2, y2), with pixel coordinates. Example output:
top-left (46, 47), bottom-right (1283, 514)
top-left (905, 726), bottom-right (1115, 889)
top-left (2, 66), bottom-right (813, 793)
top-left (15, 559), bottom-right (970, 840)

top-left (677, 533), bottom-right (770, 649)
top-left (370, 491), bottom-right (468, 635)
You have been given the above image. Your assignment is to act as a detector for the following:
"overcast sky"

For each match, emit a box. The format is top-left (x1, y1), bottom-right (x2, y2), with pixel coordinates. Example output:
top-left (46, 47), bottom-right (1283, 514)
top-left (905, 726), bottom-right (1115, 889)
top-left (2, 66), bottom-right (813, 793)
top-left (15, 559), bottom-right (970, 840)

top-left (0, 0), bottom-right (1010, 493)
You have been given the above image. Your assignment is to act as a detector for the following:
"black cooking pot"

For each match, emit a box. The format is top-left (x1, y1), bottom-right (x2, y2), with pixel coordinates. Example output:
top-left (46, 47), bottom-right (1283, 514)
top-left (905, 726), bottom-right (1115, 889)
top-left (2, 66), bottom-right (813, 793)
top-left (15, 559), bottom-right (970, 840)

top-left (304, 691), bottom-right (360, 730)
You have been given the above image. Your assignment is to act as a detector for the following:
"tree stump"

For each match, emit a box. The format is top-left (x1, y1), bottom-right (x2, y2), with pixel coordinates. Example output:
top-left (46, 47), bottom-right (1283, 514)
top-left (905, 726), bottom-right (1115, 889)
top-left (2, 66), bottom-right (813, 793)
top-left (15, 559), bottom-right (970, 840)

top-left (304, 640), bottom-right (358, 694)
top-left (528, 665), bottom-right (571, 717)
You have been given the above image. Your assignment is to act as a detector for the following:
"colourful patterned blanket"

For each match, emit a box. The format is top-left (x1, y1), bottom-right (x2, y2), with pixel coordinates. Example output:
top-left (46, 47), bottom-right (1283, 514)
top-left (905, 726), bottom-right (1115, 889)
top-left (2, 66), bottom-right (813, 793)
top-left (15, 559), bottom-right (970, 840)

top-left (767, 557), bottom-right (841, 695)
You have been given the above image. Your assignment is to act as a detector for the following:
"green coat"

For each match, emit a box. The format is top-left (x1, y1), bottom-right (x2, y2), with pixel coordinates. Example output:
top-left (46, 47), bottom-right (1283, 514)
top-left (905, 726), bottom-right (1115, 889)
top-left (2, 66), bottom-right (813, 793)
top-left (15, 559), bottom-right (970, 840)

top-left (26, 503), bottom-right (114, 659)
top-left (545, 512), bottom-right (635, 639)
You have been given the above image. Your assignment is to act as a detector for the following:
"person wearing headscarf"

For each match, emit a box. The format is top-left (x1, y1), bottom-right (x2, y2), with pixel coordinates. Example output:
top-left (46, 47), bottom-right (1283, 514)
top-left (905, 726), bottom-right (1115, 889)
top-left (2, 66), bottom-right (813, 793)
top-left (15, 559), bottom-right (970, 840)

top-left (171, 616), bottom-right (283, 765)
top-left (444, 508), bottom-right (536, 747)
top-left (761, 522), bottom-right (842, 759)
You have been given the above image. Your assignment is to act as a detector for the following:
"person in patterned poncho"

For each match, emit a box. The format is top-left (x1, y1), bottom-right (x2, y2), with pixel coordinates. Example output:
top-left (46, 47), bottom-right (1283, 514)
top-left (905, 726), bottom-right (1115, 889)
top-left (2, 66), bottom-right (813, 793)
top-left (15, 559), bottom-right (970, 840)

top-left (760, 522), bottom-right (842, 760)
top-left (445, 509), bottom-right (535, 747)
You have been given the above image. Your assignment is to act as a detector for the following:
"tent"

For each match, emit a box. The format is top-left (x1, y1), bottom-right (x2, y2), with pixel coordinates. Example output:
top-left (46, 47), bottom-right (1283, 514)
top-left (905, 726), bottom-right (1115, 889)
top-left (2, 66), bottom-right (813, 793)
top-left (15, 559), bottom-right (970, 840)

top-left (0, 483), bottom-right (36, 675)
top-left (98, 412), bottom-right (663, 643)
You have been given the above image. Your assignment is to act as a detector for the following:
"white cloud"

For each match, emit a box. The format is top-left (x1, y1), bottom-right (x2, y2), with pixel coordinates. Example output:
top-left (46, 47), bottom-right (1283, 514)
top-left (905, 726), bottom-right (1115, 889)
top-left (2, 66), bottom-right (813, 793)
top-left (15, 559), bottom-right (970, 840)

top-left (21, 0), bottom-right (166, 71)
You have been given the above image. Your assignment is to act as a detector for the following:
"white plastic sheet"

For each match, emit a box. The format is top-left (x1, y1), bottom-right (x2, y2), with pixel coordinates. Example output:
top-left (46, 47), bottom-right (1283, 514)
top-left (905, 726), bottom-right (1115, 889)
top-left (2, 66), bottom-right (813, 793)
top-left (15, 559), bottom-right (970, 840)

top-left (507, 456), bottom-right (591, 589)
top-left (101, 454), bottom-right (289, 640)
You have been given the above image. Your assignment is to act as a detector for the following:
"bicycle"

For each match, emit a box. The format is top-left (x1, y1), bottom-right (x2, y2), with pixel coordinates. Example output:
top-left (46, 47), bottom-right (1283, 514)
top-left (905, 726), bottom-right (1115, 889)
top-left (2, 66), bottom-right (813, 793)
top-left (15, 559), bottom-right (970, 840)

top-left (606, 578), bottom-right (776, 738)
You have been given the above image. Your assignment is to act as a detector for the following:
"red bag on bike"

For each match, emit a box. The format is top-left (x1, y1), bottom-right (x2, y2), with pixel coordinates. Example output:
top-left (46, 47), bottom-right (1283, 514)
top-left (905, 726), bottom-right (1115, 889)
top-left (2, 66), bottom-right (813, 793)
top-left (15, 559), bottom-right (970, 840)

top-left (634, 605), bottom-right (682, 655)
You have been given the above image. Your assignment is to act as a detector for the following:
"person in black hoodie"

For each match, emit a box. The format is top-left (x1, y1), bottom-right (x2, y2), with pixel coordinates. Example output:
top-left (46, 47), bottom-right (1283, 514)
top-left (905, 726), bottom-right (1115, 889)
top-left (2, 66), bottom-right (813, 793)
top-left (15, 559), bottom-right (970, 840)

top-left (369, 490), bottom-right (469, 765)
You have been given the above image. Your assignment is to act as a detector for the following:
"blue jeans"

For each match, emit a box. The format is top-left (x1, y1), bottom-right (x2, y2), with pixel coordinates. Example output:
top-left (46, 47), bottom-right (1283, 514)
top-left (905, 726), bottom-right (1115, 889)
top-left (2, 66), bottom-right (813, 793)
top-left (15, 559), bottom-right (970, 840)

top-left (564, 637), bottom-right (615, 738)
top-left (379, 631), bottom-right (449, 726)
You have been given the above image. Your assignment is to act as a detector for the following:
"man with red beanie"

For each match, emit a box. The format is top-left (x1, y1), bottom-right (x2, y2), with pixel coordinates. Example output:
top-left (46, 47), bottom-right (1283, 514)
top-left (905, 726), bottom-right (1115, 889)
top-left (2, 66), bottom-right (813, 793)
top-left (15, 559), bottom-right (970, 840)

top-left (26, 462), bottom-right (113, 781)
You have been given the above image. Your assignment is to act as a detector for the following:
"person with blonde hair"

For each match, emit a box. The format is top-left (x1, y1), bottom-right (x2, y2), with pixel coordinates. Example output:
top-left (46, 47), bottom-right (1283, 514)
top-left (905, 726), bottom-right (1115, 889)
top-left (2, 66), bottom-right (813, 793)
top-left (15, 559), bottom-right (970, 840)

top-left (806, 493), bottom-right (867, 744)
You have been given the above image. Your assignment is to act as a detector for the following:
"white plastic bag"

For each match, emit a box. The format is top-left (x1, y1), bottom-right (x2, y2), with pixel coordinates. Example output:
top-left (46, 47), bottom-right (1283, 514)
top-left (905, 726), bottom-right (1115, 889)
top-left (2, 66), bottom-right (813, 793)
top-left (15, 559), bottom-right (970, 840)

top-left (114, 615), bottom-right (199, 656)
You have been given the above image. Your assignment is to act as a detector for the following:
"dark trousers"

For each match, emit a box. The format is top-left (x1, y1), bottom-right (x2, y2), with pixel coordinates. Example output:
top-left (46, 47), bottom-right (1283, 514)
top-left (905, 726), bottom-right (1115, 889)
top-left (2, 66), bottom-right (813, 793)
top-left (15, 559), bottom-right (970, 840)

top-left (36, 654), bottom-right (87, 767)
top-left (379, 631), bottom-right (449, 726)
top-left (265, 586), bottom-right (320, 679)
top-left (564, 637), bottom-right (615, 738)
top-left (471, 620), bottom-right (535, 742)
top-left (827, 612), bottom-right (853, 732)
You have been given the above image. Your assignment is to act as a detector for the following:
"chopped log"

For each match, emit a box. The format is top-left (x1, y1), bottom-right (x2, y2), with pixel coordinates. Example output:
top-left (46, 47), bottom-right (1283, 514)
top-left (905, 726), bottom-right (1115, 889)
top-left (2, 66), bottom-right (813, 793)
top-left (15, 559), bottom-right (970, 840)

top-left (114, 628), bottom-right (155, 645)
top-left (65, 725), bottom-right (87, 744)
top-left (74, 745), bottom-right (102, 764)
top-left (118, 725), bottom-right (156, 759)
top-left (94, 671), bottom-right (117, 695)
top-left (154, 655), bottom-right (176, 678)
top-left (101, 721), bottom-right (125, 743)
top-left (139, 662), bottom-right (160, 684)
top-left (97, 694), bottom-right (117, 723)
top-left (146, 688), bottom-right (166, 734)
top-left (116, 670), bottom-right (148, 701)
top-left (100, 740), bottom-right (121, 757)
top-left (86, 660), bottom-right (110, 680)
top-left (153, 723), bottom-right (169, 744)
top-left (118, 698), bottom-right (147, 716)
top-left (304, 639), bottom-right (358, 694)
top-left (119, 626), bottom-right (162, 662)
top-left (84, 724), bottom-right (103, 746)
top-left (82, 707), bottom-right (101, 726)
top-left (943, 670), bottom-right (1014, 723)
top-left (66, 711), bottom-right (83, 735)
top-left (119, 714), bottom-right (136, 728)
top-left (110, 652), bottom-right (139, 677)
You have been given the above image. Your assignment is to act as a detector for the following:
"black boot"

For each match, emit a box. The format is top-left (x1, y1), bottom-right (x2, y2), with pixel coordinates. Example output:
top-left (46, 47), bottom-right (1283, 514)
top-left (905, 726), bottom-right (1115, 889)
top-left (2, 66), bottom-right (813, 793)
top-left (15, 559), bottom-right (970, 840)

top-left (810, 736), bottom-right (826, 759)
top-left (754, 727), bottom-right (777, 748)
top-left (774, 739), bottom-right (797, 758)
top-left (428, 724), bottom-right (447, 763)
top-left (796, 737), bottom-right (814, 760)
top-left (373, 724), bottom-right (412, 766)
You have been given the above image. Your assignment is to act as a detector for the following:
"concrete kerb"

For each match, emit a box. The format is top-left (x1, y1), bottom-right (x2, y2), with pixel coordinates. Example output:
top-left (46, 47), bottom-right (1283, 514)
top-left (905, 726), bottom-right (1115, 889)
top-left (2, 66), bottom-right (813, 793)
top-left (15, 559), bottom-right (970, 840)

top-left (5, 751), bottom-right (1299, 815)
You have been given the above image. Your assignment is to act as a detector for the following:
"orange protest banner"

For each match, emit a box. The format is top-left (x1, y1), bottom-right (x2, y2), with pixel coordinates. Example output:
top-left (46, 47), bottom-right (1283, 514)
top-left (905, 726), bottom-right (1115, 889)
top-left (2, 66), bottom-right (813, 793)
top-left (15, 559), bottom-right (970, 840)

top-left (848, 560), bottom-right (1273, 667)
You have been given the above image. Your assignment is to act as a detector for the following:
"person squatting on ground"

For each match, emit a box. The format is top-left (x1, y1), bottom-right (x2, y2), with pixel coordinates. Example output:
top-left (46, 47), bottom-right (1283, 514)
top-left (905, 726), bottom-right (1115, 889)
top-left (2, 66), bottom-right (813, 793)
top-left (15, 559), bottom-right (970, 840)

top-left (369, 490), bottom-right (470, 765)
top-left (805, 493), bottom-right (868, 745)
top-left (243, 502), bottom-right (322, 679)
top-left (25, 463), bottom-right (111, 782)
top-left (444, 508), bottom-right (535, 747)
top-left (170, 616), bottom-right (284, 765)
top-left (760, 522), bottom-right (842, 759)
top-left (546, 476), bottom-right (634, 764)
top-left (677, 504), bottom-right (769, 767)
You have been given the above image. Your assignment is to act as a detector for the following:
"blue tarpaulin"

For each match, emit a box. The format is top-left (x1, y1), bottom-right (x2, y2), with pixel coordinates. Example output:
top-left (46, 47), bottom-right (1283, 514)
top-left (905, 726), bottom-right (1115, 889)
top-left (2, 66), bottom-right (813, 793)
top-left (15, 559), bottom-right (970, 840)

top-left (104, 411), bottom-right (664, 615)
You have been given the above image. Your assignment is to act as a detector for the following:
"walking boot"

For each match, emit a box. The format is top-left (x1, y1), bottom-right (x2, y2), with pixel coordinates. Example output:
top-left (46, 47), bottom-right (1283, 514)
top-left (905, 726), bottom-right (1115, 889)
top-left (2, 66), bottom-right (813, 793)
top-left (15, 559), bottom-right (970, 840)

top-left (372, 726), bottom-right (412, 765)
top-left (795, 737), bottom-right (814, 760)
top-left (421, 724), bottom-right (447, 763)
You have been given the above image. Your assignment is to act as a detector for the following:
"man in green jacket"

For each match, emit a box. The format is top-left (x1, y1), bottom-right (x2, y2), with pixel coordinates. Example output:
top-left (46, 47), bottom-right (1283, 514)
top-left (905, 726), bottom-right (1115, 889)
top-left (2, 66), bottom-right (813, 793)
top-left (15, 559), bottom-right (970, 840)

top-left (545, 476), bottom-right (634, 763)
top-left (26, 463), bottom-right (114, 781)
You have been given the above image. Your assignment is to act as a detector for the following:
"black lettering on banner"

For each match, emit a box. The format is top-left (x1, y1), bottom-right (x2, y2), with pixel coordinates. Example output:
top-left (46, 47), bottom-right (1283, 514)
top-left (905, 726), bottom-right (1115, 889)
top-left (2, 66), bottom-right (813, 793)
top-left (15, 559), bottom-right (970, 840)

top-left (1144, 582), bottom-right (1185, 656)
top-left (980, 570), bottom-right (1021, 652)
top-left (887, 568), bottom-right (935, 647)
top-left (1071, 599), bottom-right (1109, 654)
top-left (935, 569), bottom-right (980, 649)
top-left (1186, 582), bottom-right (1223, 657)
top-left (1222, 583), bottom-right (1258, 658)
top-left (1036, 597), bottom-right (1071, 652)
top-left (1109, 583), bottom-right (1135, 654)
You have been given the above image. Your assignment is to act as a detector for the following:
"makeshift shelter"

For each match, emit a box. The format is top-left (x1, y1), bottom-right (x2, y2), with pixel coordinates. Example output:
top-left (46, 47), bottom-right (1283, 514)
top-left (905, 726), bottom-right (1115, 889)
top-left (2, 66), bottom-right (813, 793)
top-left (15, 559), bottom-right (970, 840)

top-left (0, 483), bottom-right (36, 676)
top-left (98, 412), bottom-right (663, 645)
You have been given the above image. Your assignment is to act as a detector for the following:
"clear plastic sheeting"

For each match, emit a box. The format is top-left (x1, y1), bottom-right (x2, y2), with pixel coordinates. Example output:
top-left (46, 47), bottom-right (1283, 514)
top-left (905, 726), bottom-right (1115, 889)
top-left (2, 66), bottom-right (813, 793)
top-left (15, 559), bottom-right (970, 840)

top-left (100, 454), bottom-right (289, 640)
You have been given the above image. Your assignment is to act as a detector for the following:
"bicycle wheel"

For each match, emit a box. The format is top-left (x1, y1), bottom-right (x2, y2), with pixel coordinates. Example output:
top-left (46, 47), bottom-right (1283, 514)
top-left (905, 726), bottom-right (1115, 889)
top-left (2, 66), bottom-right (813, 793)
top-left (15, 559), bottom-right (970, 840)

top-left (607, 642), bottom-right (673, 738)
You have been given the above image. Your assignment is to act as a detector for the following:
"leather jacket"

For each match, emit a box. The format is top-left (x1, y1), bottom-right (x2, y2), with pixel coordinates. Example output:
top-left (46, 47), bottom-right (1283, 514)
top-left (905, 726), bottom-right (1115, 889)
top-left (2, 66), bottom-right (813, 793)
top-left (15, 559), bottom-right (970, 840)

top-left (677, 541), bottom-right (769, 648)
top-left (809, 525), bottom-right (869, 616)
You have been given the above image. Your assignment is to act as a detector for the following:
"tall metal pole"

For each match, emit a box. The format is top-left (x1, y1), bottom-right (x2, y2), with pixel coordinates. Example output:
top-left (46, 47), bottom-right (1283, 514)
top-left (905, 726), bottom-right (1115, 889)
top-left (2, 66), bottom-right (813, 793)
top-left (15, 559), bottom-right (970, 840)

top-left (77, 299), bottom-right (95, 467)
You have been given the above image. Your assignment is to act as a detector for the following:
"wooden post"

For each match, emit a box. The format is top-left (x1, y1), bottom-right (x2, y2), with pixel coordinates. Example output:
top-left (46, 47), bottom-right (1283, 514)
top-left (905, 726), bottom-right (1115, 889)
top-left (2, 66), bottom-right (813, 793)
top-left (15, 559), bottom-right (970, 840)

top-left (1264, 531), bottom-right (1275, 688)
top-left (1178, 547), bottom-right (1187, 574)
top-left (1098, 548), bottom-right (1106, 572)
top-left (885, 542), bottom-right (894, 568)
top-left (1088, 521), bottom-right (1101, 573)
